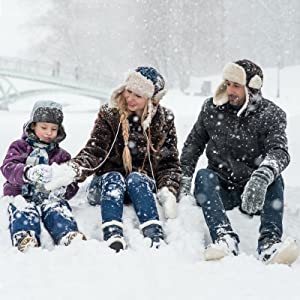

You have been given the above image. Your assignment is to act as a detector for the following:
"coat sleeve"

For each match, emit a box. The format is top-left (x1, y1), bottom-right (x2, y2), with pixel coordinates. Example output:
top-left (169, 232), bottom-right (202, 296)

top-left (155, 110), bottom-right (181, 195)
top-left (72, 106), bottom-right (116, 179)
top-left (180, 102), bottom-right (209, 178)
top-left (0, 140), bottom-right (29, 185)
top-left (260, 106), bottom-right (290, 177)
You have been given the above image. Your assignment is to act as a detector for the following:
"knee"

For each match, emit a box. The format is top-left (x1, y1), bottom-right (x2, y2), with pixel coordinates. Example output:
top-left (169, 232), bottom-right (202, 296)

top-left (42, 199), bottom-right (69, 212)
top-left (267, 175), bottom-right (284, 197)
top-left (194, 169), bottom-right (219, 206)
top-left (265, 175), bottom-right (284, 210)
top-left (126, 172), bottom-right (147, 187)
top-left (103, 172), bottom-right (126, 186)
top-left (126, 172), bottom-right (142, 182)
top-left (87, 176), bottom-right (102, 205)
top-left (271, 175), bottom-right (284, 189)
top-left (195, 169), bottom-right (218, 189)
top-left (126, 172), bottom-right (153, 195)
top-left (98, 172), bottom-right (126, 204)
top-left (101, 172), bottom-right (126, 194)
top-left (88, 175), bottom-right (102, 192)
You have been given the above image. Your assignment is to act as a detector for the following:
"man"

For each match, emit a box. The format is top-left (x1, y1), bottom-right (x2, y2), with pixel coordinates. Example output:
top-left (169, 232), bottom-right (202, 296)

top-left (179, 59), bottom-right (299, 264)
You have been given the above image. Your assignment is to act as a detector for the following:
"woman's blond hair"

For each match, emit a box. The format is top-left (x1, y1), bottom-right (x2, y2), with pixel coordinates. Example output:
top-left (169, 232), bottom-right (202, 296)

top-left (118, 94), bottom-right (149, 174)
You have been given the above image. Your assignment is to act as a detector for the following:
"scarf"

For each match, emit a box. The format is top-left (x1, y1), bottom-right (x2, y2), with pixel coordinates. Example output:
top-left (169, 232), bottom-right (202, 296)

top-left (22, 136), bottom-right (57, 204)
top-left (25, 137), bottom-right (56, 166)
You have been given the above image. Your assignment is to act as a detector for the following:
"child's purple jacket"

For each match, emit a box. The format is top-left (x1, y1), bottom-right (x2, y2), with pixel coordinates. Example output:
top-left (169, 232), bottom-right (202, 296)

top-left (1, 137), bottom-right (79, 200)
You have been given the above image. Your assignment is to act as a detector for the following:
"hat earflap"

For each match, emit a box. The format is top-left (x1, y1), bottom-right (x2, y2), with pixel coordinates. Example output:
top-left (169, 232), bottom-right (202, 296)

top-left (153, 88), bottom-right (167, 102)
top-left (142, 100), bottom-right (153, 131)
top-left (213, 80), bottom-right (250, 117)
top-left (248, 74), bottom-right (263, 90)
top-left (213, 81), bottom-right (228, 106)
top-left (110, 84), bottom-right (126, 108)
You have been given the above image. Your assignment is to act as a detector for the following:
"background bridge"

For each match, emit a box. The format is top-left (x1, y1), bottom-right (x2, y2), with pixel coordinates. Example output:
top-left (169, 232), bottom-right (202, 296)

top-left (0, 57), bottom-right (114, 109)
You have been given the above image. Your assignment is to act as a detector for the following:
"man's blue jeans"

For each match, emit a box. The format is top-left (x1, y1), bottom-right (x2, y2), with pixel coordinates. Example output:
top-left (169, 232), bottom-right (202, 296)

top-left (194, 168), bottom-right (284, 248)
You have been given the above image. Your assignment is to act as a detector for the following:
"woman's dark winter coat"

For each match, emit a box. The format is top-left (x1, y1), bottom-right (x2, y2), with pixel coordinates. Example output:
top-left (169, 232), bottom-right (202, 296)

top-left (73, 104), bottom-right (181, 194)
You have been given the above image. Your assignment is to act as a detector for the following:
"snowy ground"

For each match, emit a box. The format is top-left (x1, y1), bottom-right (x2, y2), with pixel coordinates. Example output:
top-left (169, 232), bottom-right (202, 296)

top-left (0, 66), bottom-right (300, 300)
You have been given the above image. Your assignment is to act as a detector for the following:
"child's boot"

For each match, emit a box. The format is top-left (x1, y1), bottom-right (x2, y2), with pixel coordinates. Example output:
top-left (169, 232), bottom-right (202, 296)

top-left (13, 230), bottom-right (39, 252)
top-left (59, 231), bottom-right (86, 246)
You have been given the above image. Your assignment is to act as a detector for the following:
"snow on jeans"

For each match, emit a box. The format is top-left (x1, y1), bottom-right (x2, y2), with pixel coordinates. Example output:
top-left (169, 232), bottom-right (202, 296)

top-left (87, 171), bottom-right (160, 231)
top-left (8, 199), bottom-right (79, 245)
top-left (194, 168), bottom-right (284, 247)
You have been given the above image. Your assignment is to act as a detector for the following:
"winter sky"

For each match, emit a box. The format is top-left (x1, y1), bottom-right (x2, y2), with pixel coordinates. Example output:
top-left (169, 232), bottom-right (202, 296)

top-left (0, 0), bottom-right (48, 57)
top-left (0, 0), bottom-right (24, 56)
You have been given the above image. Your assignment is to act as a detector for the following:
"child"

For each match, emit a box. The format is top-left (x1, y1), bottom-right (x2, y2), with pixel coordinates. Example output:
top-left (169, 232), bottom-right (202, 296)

top-left (44, 67), bottom-right (181, 252)
top-left (1, 100), bottom-right (85, 252)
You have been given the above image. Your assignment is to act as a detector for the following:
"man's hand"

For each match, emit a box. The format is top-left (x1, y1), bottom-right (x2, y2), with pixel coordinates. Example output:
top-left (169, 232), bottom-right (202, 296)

top-left (241, 166), bottom-right (274, 214)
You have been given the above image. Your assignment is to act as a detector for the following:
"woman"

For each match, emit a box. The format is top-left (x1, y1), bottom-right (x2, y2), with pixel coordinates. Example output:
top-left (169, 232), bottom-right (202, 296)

top-left (45, 67), bottom-right (181, 252)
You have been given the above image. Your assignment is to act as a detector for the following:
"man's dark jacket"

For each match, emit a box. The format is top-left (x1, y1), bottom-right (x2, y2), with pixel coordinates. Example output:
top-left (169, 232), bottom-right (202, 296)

top-left (180, 96), bottom-right (290, 188)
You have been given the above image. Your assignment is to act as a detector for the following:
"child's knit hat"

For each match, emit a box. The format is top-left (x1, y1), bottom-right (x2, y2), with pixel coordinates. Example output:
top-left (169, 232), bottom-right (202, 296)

top-left (24, 100), bottom-right (66, 142)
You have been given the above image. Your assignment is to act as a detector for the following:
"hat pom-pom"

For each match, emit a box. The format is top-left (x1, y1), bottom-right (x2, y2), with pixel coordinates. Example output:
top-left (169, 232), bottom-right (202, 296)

top-left (248, 75), bottom-right (262, 89)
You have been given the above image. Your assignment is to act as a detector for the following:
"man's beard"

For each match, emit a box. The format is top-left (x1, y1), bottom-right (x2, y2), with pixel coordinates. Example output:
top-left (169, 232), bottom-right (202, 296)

top-left (228, 94), bottom-right (243, 106)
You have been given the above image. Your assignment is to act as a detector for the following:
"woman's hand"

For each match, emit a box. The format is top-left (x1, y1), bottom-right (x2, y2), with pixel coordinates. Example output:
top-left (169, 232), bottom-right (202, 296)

top-left (44, 162), bottom-right (78, 191)
top-left (157, 187), bottom-right (177, 219)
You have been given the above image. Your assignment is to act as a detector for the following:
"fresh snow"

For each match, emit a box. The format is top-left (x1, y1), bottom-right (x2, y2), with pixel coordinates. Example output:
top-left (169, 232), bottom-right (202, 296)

top-left (44, 162), bottom-right (76, 191)
top-left (0, 66), bottom-right (300, 300)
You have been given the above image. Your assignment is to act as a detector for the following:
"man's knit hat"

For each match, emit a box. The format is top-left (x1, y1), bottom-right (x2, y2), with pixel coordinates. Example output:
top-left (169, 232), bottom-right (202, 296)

top-left (214, 59), bottom-right (263, 116)
top-left (110, 66), bottom-right (167, 129)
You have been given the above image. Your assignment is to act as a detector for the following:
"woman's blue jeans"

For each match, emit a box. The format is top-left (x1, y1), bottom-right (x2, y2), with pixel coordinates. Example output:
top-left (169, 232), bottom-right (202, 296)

top-left (87, 171), bottom-right (160, 225)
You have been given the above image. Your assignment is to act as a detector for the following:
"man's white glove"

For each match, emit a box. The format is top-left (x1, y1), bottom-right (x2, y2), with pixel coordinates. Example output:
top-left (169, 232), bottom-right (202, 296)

top-left (157, 187), bottom-right (177, 219)
top-left (25, 164), bottom-right (52, 184)
top-left (44, 162), bottom-right (78, 191)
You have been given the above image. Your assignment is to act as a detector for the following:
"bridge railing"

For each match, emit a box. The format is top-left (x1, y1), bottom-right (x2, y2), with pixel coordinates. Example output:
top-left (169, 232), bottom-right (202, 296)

top-left (0, 57), bottom-right (116, 88)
